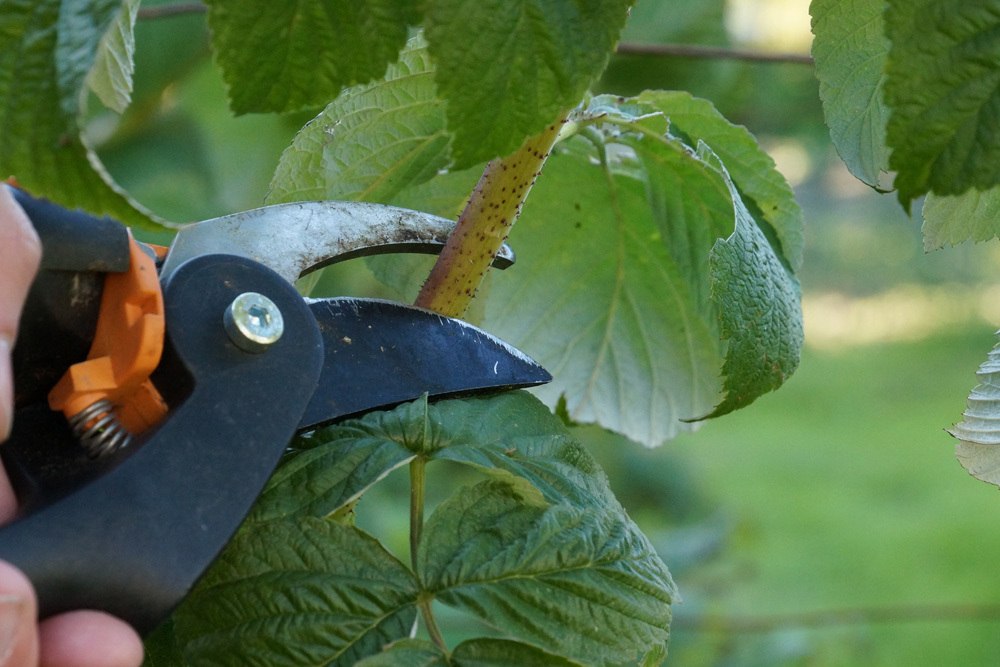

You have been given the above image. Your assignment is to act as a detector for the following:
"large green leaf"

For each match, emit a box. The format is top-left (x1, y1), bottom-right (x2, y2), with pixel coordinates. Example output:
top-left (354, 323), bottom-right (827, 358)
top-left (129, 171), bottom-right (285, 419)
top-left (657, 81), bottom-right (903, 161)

top-left (173, 518), bottom-right (419, 666)
top-left (204, 0), bottom-right (420, 114)
top-left (884, 0), bottom-right (1000, 209)
top-left (810, 0), bottom-right (891, 190)
top-left (419, 480), bottom-right (675, 666)
top-left (922, 187), bottom-right (1000, 250)
top-left (951, 336), bottom-right (1000, 487)
top-left (482, 98), bottom-right (802, 444)
top-left (484, 138), bottom-right (723, 446)
top-left (267, 37), bottom-right (450, 204)
top-left (424, 0), bottom-right (633, 166)
top-left (253, 392), bottom-right (614, 522)
top-left (0, 0), bottom-right (162, 229)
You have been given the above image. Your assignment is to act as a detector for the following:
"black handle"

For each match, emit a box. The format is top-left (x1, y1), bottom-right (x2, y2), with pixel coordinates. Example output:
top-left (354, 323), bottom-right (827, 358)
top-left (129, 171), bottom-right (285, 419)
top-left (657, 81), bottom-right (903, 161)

top-left (8, 186), bottom-right (131, 408)
top-left (0, 255), bottom-right (323, 633)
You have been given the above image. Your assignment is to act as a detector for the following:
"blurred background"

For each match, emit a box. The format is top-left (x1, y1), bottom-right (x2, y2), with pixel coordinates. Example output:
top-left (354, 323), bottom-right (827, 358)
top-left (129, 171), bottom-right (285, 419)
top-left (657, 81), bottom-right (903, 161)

top-left (91, 1), bottom-right (1000, 664)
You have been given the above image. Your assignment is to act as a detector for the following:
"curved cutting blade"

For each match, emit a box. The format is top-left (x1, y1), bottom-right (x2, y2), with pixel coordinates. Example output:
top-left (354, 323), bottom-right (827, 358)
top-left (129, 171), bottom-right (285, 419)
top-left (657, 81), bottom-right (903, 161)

top-left (160, 200), bottom-right (515, 284)
top-left (300, 298), bottom-right (551, 429)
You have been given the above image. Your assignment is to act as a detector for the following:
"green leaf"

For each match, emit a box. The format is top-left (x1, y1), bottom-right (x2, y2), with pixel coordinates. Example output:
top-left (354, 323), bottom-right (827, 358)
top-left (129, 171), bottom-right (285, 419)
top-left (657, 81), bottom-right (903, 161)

top-left (701, 147), bottom-right (803, 418)
top-left (884, 0), bottom-right (1000, 208)
top-left (267, 36), bottom-right (451, 205)
top-left (174, 518), bottom-right (419, 666)
top-left (424, 0), bottom-right (633, 166)
top-left (922, 187), bottom-right (1000, 250)
top-left (86, 0), bottom-right (137, 113)
top-left (354, 639), bottom-right (447, 667)
top-left (204, 0), bottom-right (421, 114)
top-left (0, 0), bottom-right (164, 229)
top-left (484, 138), bottom-right (724, 446)
top-left (355, 638), bottom-right (584, 667)
top-left (951, 335), bottom-right (1000, 487)
top-left (632, 91), bottom-right (805, 271)
top-left (809, 0), bottom-right (891, 189)
top-left (420, 481), bottom-right (675, 666)
top-left (451, 638), bottom-right (587, 666)
top-left (264, 392), bottom-right (613, 515)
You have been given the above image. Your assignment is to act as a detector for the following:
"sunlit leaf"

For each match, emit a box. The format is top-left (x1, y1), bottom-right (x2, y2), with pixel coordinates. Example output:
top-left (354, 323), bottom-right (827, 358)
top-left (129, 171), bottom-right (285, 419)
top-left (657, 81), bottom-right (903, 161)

top-left (267, 37), bottom-right (451, 204)
top-left (922, 187), bottom-right (1000, 251)
top-left (86, 0), bottom-right (138, 113)
top-left (810, 0), bottom-right (891, 190)
top-left (951, 335), bottom-right (1000, 487)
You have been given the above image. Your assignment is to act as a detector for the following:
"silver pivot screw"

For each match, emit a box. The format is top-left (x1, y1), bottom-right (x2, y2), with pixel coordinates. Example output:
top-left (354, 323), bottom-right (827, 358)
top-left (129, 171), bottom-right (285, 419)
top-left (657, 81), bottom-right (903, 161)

top-left (224, 292), bottom-right (284, 353)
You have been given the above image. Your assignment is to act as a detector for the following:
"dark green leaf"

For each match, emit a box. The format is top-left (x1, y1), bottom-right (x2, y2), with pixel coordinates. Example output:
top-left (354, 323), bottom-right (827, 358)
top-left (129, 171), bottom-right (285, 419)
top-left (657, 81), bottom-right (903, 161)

top-left (701, 148), bottom-right (803, 418)
top-left (922, 187), bottom-right (1000, 250)
top-left (0, 0), bottom-right (164, 229)
top-left (205, 0), bottom-right (421, 114)
top-left (885, 0), bottom-right (1000, 208)
top-left (424, 0), bottom-right (633, 166)
top-left (267, 36), bottom-right (451, 204)
top-left (452, 638), bottom-right (587, 666)
top-left (810, 0), bottom-right (891, 189)
top-left (354, 639), bottom-right (447, 667)
top-left (420, 481), bottom-right (675, 666)
top-left (174, 518), bottom-right (418, 666)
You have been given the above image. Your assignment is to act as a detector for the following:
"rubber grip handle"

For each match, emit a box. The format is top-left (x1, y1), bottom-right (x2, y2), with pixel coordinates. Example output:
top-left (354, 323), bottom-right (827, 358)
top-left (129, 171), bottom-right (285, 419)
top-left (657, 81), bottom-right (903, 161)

top-left (6, 184), bottom-right (130, 273)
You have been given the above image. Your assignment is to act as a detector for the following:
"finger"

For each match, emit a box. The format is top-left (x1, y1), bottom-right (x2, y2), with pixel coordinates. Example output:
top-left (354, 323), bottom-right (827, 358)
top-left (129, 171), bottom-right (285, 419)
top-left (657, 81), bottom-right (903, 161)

top-left (0, 560), bottom-right (38, 667)
top-left (38, 612), bottom-right (143, 667)
top-left (0, 186), bottom-right (42, 441)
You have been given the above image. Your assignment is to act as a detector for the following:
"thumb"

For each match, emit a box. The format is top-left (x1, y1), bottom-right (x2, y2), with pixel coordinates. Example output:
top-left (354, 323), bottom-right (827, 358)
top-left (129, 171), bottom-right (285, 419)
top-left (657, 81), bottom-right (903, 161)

top-left (0, 561), bottom-right (38, 667)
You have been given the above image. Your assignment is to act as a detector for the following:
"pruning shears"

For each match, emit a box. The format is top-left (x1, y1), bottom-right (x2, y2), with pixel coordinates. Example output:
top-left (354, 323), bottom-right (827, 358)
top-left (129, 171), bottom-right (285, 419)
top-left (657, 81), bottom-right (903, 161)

top-left (0, 185), bottom-right (550, 634)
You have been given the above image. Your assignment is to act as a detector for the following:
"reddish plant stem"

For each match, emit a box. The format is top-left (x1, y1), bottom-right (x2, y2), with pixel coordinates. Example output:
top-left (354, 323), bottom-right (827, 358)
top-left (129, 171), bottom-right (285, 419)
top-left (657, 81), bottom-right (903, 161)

top-left (414, 115), bottom-right (567, 317)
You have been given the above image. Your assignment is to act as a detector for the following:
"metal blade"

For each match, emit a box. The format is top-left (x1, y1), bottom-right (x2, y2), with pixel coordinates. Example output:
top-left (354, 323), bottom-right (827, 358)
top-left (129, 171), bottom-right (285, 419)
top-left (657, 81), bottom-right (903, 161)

top-left (160, 201), bottom-right (515, 284)
top-left (299, 298), bottom-right (551, 430)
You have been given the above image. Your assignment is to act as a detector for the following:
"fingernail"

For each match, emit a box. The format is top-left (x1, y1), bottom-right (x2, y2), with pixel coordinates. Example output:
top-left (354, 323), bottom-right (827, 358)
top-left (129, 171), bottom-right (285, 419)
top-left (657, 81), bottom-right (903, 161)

top-left (0, 593), bottom-right (26, 663)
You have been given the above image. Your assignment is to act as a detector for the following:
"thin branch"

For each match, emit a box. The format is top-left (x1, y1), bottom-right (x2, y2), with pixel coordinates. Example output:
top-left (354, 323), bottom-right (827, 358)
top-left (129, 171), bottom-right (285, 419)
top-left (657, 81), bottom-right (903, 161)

top-left (616, 42), bottom-right (814, 66)
top-left (673, 603), bottom-right (1000, 634)
top-left (136, 2), bottom-right (206, 20)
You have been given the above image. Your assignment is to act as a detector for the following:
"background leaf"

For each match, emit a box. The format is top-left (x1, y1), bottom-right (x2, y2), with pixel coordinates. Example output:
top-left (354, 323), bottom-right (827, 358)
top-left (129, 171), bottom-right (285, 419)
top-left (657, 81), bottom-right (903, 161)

top-left (204, 0), bottom-right (420, 114)
top-left (419, 480), bottom-right (675, 666)
top-left (951, 335), bottom-right (1000, 487)
top-left (85, 0), bottom-right (137, 113)
top-left (173, 518), bottom-right (419, 667)
top-left (809, 0), bottom-right (891, 190)
top-left (267, 37), bottom-right (450, 205)
top-left (0, 0), bottom-right (163, 229)
top-left (424, 0), bottom-right (633, 166)
top-left (921, 187), bottom-right (1000, 251)
top-left (884, 0), bottom-right (1000, 208)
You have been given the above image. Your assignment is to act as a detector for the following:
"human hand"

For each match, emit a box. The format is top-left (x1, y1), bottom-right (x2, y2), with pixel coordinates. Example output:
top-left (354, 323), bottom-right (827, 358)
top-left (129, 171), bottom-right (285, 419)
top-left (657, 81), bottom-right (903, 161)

top-left (0, 186), bottom-right (143, 667)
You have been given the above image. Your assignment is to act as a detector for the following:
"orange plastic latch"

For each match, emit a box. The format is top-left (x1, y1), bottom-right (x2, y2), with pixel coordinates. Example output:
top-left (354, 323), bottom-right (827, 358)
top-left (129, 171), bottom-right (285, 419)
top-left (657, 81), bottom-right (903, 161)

top-left (48, 231), bottom-right (168, 438)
